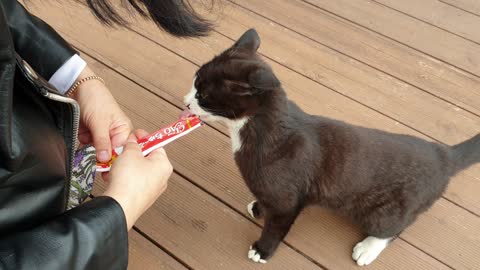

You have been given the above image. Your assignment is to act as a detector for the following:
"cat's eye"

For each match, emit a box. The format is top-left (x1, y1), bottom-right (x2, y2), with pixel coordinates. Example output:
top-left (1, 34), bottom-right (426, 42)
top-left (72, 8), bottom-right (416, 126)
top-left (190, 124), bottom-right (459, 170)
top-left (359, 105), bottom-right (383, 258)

top-left (195, 92), bottom-right (208, 99)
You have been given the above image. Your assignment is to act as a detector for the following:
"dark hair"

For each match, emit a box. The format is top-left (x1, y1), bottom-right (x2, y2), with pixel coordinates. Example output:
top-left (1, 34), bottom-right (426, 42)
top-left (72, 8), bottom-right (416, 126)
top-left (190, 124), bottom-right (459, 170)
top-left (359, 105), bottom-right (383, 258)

top-left (84, 0), bottom-right (214, 37)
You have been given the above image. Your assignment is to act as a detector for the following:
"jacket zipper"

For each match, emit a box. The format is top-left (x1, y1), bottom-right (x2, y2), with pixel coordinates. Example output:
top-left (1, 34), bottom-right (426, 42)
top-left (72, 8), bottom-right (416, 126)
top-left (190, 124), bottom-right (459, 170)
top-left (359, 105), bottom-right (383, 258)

top-left (16, 55), bottom-right (80, 209)
top-left (43, 92), bottom-right (80, 209)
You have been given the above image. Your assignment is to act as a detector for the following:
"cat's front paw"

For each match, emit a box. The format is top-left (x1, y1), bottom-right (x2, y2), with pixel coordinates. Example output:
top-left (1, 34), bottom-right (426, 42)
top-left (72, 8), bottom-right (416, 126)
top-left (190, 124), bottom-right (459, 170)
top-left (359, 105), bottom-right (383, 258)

top-left (247, 243), bottom-right (268, 264)
top-left (247, 200), bottom-right (262, 219)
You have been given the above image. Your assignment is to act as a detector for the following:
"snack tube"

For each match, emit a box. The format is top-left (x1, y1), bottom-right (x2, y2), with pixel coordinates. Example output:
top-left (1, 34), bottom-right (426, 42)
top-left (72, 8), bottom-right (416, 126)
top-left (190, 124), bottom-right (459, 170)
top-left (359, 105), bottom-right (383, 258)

top-left (96, 115), bottom-right (202, 172)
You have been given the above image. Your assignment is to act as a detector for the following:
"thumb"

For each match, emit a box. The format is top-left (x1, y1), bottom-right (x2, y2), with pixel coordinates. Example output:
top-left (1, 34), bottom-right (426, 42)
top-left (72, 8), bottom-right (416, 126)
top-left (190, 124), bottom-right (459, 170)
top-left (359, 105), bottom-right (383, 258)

top-left (122, 133), bottom-right (141, 153)
top-left (91, 122), bottom-right (112, 162)
top-left (134, 129), bottom-right (150, 139)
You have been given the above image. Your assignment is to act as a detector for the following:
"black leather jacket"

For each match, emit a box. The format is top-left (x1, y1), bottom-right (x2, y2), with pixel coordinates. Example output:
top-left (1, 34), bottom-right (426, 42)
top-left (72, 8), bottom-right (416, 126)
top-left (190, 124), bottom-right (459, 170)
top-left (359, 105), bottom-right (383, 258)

top-left (0, 1), bottom-right (128, 269)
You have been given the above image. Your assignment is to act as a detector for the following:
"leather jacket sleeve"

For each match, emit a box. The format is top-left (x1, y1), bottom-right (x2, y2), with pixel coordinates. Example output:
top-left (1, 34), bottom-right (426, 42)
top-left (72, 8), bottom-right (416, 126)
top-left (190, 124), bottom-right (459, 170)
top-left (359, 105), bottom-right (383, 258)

top-left (3, 0), bottom-right (77, 79)
top-left (0, 197), bottom-right (129, 270)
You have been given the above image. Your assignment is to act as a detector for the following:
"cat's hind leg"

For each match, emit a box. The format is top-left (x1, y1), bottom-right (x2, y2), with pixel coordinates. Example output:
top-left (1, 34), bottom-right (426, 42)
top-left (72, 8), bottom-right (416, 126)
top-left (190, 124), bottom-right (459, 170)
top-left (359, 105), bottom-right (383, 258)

top-left (352, 206), bottom-right (408, 266)
top-left (352, 209), bottom-right (407, 266)
top-left (352, 236), bottom-right (396, 266)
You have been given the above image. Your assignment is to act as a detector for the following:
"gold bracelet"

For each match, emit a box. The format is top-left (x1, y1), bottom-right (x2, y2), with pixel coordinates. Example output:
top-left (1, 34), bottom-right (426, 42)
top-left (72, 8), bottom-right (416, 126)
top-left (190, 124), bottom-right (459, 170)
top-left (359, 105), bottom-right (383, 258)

top-left (66, 75), bottom-right (105, 97)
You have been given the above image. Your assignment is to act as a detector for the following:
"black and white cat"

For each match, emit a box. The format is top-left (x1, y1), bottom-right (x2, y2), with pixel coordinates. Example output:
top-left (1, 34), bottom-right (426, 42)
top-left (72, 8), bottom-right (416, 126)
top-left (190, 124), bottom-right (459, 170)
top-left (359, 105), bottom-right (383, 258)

top-left (184, 29), bottom-right (480, 266)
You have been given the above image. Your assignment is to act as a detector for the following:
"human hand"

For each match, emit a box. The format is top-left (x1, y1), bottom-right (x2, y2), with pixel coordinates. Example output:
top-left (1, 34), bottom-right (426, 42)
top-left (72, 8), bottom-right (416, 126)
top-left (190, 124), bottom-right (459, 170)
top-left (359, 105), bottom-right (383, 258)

top-left (102, 130), bottom-right (173, 230)
top-left (71, 66), bottom-right (132, 163)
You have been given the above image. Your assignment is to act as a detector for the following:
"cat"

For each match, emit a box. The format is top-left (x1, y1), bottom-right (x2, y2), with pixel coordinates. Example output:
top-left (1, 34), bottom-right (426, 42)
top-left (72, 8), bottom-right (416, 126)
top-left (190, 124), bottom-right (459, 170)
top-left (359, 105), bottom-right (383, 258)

top-left (183, 28), bottom-right (480, 266)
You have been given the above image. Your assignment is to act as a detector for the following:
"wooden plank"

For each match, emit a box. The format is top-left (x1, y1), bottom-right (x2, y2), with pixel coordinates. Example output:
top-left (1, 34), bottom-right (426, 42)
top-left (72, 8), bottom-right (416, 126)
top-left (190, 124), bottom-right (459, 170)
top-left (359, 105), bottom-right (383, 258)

top-left (441, 0), bottom-right (480, 17)
top-left (303, 0), bottom-right (480, 77)
top-left (209, 0), bottom-right (480, 117)
top-left (403, 200), bottom-right (480, 270)
top-left (85, 56), bottom-right (452, 269)
top-left (29, 1), bottom-right (480, 217)
top-left (373, 0), bottom-right (480, 44)
top-left (128, 231), bottom-right (187, 270)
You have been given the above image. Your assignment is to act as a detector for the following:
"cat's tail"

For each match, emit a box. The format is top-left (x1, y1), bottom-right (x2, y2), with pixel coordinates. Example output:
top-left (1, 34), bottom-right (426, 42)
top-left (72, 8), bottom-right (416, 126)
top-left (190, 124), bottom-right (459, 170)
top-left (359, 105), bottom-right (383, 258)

top-left (451, 133), bottom-right (480, 173)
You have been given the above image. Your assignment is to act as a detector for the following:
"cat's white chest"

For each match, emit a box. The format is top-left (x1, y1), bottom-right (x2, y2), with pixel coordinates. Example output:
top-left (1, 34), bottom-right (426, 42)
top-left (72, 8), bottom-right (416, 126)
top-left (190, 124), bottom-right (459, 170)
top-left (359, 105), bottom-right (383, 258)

top-left (227, 118), bottom-right (248, 153)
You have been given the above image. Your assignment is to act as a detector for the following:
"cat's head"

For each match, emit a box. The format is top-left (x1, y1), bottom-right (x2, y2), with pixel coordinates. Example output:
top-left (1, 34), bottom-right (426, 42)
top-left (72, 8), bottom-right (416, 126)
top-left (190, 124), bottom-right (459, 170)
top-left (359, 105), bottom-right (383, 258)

top-left (183, 29), bottom-right (281, 122)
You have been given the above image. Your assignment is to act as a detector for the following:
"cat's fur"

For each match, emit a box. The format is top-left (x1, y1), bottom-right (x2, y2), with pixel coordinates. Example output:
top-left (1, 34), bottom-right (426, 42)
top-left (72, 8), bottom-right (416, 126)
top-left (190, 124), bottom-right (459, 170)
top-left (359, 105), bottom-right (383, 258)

top-left (183, 29), bottom-right (480, 266)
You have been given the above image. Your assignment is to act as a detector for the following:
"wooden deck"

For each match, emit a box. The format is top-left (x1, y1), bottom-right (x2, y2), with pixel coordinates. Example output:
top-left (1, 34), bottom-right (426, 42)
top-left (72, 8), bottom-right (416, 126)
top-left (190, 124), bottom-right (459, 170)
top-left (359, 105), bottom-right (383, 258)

top-left (27, 0), bottom-right (480, 269)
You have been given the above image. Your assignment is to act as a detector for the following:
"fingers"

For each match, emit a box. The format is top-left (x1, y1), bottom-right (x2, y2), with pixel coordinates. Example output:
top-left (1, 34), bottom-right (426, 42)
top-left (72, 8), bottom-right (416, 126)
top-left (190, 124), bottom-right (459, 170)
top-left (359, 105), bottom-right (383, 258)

top-left (134, 129), bottom-right (149, 139)
top-left (147, 148), bottom-right (173, 175)
top-left (127, 133), bottom-right (138, 143)
top-left (91, 122), bottom-right (112, 162)
top-left (78, 132), bottom-right (93, 145)
top-left (101, 172), bottom-right (110, 182)
top-left (110, 122), bottom-right (133, 148)
top-left (122, 133), bottom-right (140, 149)
top-left (147, 147), bottom-right (168, 161)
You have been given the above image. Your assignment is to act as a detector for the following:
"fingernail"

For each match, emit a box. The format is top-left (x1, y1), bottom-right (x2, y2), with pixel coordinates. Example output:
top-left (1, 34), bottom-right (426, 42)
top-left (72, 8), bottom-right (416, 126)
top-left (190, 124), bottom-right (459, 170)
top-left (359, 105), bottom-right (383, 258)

top-left (98, 150), bottom-right (110, 162)
top-left (127, 133), bottom-right (137, 143)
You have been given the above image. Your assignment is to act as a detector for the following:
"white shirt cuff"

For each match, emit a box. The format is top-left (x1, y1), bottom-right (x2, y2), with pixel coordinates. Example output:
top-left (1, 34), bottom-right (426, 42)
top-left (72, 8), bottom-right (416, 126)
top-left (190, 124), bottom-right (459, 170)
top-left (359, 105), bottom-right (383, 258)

top-left (48, 54), bottom-right (87, 94)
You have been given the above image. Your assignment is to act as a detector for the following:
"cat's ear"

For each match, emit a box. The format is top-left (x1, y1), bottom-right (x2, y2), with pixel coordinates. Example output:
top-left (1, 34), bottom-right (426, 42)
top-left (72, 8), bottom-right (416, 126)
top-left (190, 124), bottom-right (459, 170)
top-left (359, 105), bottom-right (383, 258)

top-left (248, 67), bottom-right (281, 91)
top-left (226, 80), bottom-right (254, 96)
top-left (234, 28), bottom-right (261, 52)
top-left (227, 67), bottom-right (281, 96)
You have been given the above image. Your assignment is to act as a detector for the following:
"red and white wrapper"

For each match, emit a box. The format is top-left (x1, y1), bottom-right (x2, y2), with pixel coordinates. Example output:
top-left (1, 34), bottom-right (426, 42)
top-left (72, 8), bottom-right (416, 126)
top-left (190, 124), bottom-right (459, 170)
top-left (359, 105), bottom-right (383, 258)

top-left (96, 115), bottom-right (202, 172)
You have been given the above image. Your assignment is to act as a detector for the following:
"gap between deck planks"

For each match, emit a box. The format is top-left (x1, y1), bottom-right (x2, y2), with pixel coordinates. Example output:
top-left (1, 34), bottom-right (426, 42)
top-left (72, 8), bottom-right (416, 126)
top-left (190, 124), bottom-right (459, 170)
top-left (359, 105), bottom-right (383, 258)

top-left (28, 1), bottom-right (480, 218)
top-left (301, 0), bottom-right (480, 79)
top-left (441, 0), bottom-right (480, 17)
top-left (372, 0), bottom-right (480, 45)
top-left (128, 230), bottom-right (188, 270)
top-left (84, 55), bottom-right (454, 269)
top-left (27, 2), bottom-right (480, 270)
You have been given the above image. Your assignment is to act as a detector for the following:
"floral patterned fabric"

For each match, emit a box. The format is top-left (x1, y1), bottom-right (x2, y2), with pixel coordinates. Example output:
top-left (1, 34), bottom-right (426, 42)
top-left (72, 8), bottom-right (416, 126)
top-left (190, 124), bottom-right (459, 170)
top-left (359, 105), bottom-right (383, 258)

top-left (67, 145), bottom-right (97, 209)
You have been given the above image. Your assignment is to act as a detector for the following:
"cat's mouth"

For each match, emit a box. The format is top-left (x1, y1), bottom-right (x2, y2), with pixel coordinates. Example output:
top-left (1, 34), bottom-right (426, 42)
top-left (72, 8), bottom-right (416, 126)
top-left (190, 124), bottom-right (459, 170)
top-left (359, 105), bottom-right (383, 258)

top-left (182, 105), bottom-right (209, 121)
top-left (182, 102), bottom-right (221, 122)
top-left (180, 108), bottom-right (210, 122)
top-left (179, 109), bottom-right (195, 120)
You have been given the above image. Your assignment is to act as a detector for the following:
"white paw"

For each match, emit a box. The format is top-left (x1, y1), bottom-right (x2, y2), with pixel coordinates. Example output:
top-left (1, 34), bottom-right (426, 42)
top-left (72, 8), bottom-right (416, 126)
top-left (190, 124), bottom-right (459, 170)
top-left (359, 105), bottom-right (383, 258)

top-left (352, 236), bottom-right (390, 266)
top-left (247, 200), bottom-right (256, 219)
top-left (248, 246), bottom-right (267, 264)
